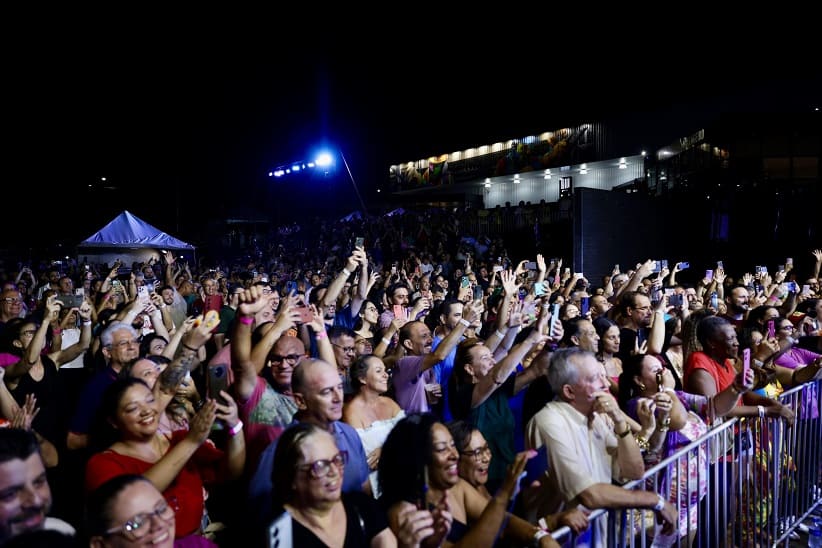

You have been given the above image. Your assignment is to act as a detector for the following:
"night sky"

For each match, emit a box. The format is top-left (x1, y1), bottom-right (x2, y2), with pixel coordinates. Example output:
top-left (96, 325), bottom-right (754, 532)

top-left (4, 24), bottom-right (819, 253)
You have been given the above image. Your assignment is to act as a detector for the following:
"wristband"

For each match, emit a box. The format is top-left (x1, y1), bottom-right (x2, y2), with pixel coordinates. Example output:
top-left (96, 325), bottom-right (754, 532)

top-left (341, 268), bottom-right (352, 277)
top-left (495, 329), bottom-right (506, 339)
top-left (228, 420), bottom-right (243, 437)
top-left (381, 337), bottom-right (392, 345)
top-left (182, 343), bottom-right (198, 352)
top-left (315, 330), bottom-right (328, 340)
top-left (82, 320), bottom-right (92, 326)
top-left (459, 318), bottom-right (471, 328)
top-left (51, 328), bottom-right (62, 335)
top-left (617, 425), bottom-right (632, 438)
top-left (238, 316), bottom-right (254, 325)
top-left (653, 493), bottom-right (666, 512)
top-left (757, 405), bottom-right (766, 418)
top-left (532, 529), bottom-right (549, 547)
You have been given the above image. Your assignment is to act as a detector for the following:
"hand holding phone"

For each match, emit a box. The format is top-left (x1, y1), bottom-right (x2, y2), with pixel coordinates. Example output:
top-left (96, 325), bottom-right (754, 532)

top-left (767, 319), bottom-right (775, 339)
top-left (742, 348), bottom-right (751, 380)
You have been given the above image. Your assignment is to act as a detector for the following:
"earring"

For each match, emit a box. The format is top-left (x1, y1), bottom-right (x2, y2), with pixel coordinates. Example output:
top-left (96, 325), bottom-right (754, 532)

top-left (638, 382), bottom-right (646, 391)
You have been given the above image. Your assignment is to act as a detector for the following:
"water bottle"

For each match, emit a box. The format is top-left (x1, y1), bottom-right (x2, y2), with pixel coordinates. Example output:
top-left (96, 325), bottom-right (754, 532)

top-left (809, 519), bottom-right (822, 548)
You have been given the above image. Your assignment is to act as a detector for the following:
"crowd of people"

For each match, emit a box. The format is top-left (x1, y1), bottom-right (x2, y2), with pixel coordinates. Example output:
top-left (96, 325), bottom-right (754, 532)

top-left (0, 208), bottom-right (820, 547)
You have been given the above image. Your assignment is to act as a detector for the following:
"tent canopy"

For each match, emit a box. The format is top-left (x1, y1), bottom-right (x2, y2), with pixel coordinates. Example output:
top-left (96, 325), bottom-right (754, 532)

top-left (78, 211), bottom-right (194, 250)
top-left (77, 211), bottom-right (194, 267)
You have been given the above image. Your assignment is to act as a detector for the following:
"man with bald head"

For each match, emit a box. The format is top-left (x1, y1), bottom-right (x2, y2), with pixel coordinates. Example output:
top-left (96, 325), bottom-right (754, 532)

top-left (247, 358), bottom-right (369, 527)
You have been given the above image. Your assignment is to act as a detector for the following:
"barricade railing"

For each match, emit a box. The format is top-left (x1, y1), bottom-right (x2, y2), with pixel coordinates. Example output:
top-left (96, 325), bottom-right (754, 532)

top-left (548, 380), bottom-right (822, 548)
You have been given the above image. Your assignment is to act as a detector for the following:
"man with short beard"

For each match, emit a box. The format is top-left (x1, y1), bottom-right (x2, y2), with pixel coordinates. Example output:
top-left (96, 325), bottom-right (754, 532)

top-left (0, 429), bottom-right (74, 543)
top-left (720, 285), bottom-right (750, 331)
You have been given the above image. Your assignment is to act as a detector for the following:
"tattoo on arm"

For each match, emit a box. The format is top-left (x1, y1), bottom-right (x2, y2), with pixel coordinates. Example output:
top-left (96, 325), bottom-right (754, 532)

top-left (159, 352), bottom-right (197, 394)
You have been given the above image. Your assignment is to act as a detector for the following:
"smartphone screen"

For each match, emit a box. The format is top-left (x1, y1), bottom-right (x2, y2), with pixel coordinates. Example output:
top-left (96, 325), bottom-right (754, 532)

top-left (354, 237), bottom-right (365, 248)
top-left (393, 305), bottom-right (406, 321)
top-left (207, 364), bottom-right (229, 404)
top-left (460, 276), bottom-right (470, 289)
top-left (767, 320), bottom-right (775, 339)
top-left (742, 348), bottom-right (751, 381)
top-left (580, 297), bottom-right (590, 316)
top-left (705, 270), bottom-right (714, 281)
top-left (550, 303), bottom-right (561, 335)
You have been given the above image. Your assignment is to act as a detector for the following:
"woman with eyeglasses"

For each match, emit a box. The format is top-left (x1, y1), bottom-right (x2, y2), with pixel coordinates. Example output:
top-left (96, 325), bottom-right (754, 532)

top-left (271, 422), bottom-right (400, 547)
top-left (85, 369), bottom-right (244, 545)
top-left (446, 420), bottom-right (590, 536)
top-left (86, 474), bottom-right (185, 548)
top-left (0, 295), bottom-right (93, 450)
top-left (379, 413), bottom-right (562, 548)
top-left (772, 317), bottom-right (822, 385)
top-left (354, 299), bottom-right (380, 347)
top-left (343, 354), bottom-right (406, 498)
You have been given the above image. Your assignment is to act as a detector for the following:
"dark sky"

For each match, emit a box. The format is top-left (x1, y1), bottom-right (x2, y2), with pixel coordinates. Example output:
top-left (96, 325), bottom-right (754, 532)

top-left (5, 26), bottom-right (819, 250)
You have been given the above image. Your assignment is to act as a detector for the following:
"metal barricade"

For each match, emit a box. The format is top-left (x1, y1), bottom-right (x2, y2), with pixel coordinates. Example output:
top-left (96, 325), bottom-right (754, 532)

top-left (547, 380), bottom-right (822, 548)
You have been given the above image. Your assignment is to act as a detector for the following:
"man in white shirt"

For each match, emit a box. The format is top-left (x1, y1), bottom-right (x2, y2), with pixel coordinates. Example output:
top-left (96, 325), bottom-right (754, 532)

top-left (524, 348), bottom-right (676, 546)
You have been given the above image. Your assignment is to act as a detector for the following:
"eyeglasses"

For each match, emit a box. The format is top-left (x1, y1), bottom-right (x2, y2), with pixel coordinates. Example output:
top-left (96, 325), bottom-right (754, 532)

top-left (332, 343), bottom-right (357, 354)
top-left (104, 499), bottom-right (176, 540)
top-left (110, 338), bottom-right (141, 349)
top-left (460, 444), bottom-right (492, 461)
top-left (271, 354), bottom-right (303, 363)
top-left (780, 325), bottom-right (794, 331)
top-left (298, 451), bottom-right (348, 479)
top-left (2, 297), bottom-right (22, 304)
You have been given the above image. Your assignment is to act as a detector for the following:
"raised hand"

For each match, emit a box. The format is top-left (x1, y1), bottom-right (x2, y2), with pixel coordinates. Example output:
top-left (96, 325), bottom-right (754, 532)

top-left (187, 399), bottom-right (217, 445)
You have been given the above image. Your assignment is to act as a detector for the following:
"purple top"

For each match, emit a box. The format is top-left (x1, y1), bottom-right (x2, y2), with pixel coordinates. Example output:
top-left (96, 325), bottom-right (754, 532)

top-left (392, 355), bottom-right (436, 414)
top-left (774, 347), bottom-right (821, 370)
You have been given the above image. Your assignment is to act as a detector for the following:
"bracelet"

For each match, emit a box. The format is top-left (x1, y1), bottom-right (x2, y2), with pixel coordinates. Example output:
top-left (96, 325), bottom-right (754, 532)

top-left (495, 329), bottom-right (506, 339)
top-left (617, 425), bottom-right (632, 438)
top-left (228, 420), bottom-right (243, 437)
top-left (635, 435), bottom-right (650, 451)
top-left (381, 337), bottom-right (392, 345)
top-left (757, 405), bottom-right (766, 418)
top-left (182, 343), bottom-right (198, 352)
top-left (459, 318), bottom-right (471, 328)
top-left (51, 327), bottom-right (62, 335)
top-left (82, 320), bottom-right (92, 326)
top-left (341, 268), bottom-right (352, 277)
top-left (653, 493), bottom-right (666, 512)
top-left (532, 529), bottom-right (549, 547)
top-left (238, 315), bottom-right (254, 325)
top-left (315, 330), bottom-right (328, 340)
top-left (661, 416), bottom-right (671, 428)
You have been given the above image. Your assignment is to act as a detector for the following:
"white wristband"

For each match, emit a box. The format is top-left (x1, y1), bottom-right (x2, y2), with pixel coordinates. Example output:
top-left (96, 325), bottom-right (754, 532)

top-left (654, 493), bottom-right (666, 512)
top-left (341, 268), bottom-right (352, 277)
top-left (757, 405), bottom-right (766, 418)
top-left (496, 329), bottom-right (506, 339)
top-left (459, 318), bottom-right (471, 328)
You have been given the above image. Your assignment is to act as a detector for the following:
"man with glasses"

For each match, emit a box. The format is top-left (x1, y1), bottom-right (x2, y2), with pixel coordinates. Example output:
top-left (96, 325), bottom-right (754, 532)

top-left (0, 289), bottom-right (25, 338)
top-left (248, 358), bottom-right (369, 530)
top-left (67, 321), bottom-right (141, 451)
top-left (0, 429), bottom-right (75, 544)
top-left (327, 326), bottom-right (357, 397)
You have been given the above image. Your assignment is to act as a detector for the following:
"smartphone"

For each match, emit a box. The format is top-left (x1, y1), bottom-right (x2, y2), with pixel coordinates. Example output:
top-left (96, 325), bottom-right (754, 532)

top-left (472, 286), bottom-right (484, 301)
top-left (668, 294), bottom-right (683, 308)
top-left (74, 288), bottom-right (85, 297)
top-left (286, 280), bottom-right (297, 294)
top-left (525, 261), bottom-right (537, 270)
top-left (650, 261), bottom-right (659, 273)
top-left (534, 282), bottom-right (547, 296)
top-left (705, 270), bottom-right (714, 281)
top-left (678, 261), bottom-right (690, 270)
top-left (563, 267), bottom-right (570, 275)
top-left (550, 303), bottom-right (561, 335)
top-left (710, 292), bottom-right (718, 309)
top-left (755, 266), bottom-right (766, 274)
top-left (296, 306), bottom-right (313, 324)
top-left (717, 260), bottom-right (724, 269)
top-left (492, 265), bottom-right (504, 273)
top-left (144, 280), bottom-right (155, 293)
top-left (767, 319), bottom-right (775, 339)
top-left (416, 466), bottom-right (430, 511)
top-left (786, 257), bottom-right (793, 266)
top-left (460, 276), bottom-right (470, 289)
top-left (803, 284), bottom-right (811, 295)
top-left (778, 265), bottom-right (785, 272)
top-left (392, 305), bottom-right (406, 321)
top-left (137, 285), bottom-right (149, 299)
top-left (56, 294), bottom-right (82, 308)
top-left (660, 260), bottom-right (669, 271)
top-left (742, 348), bottom-right (751, 381)
top-left (580, 297), bottom-right (590, 316)
top-left (354, 236), bottom-right (365, 248)
top-left (207, 364), bottom-right (229, 402)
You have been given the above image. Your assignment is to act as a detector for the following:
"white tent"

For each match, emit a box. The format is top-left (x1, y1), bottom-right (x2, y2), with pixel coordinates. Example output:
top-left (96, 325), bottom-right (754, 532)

top-left (77, 210), bottom-right (195, 267)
